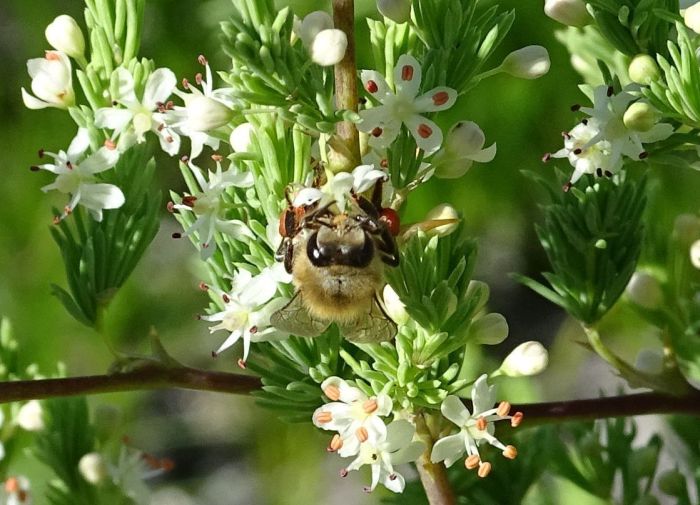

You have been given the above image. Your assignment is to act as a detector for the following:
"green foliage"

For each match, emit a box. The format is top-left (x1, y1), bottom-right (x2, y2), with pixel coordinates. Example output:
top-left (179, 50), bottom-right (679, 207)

top-left (586, 0), bottom-right (679, 57)
top-left (517, 173), bottom-right (646, 325)
top-left (50, 144), bottom-right (160, 327)
top-left (220, 0), bottom-right (342, 134)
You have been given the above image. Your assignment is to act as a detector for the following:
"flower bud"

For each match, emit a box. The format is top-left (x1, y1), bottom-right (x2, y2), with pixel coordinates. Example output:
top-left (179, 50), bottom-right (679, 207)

top-left (383, 285), bottom-right (409, 325)
top-left (311, 29), bottom-right (348, 66)
top-left (691, 239), bottom-right (700, 269)
top-left (377, 0), bottom-right (411, 23)
top-left (21, 51), bottom-right (75, 110)
top-left (626, 272), bottom-right (663, 309)
top-left (424, 204), bottom-right (460, 237)
top-left (298, 11), bottom-right (334, 48)
top-left (16, 400), bottom-right (44, 432)
top-left (623, 102), bottom-right (658, 132)
top-left (501, 46), bottom-right (550, 79)
top-left (230, 123), bottom-right (255, 153)
top-left (433, 121), bottom-right (496, 179)
top-left (673, 214), bottom-right (700, 244)
top-left (186, 96), bottom-right (233, 131)
top-left (45, 15), bottom-right (85, 60)
top-left (684, 3), bottom-right (700, 34)
top-left (78, 452), bottom-right (109, 485)
top-left (499, 341), bottom-right (549, 376)
top-left (635, 348), bottom-right (664, 374)
top-left (628, 54), bottom-right (660, 85)
top-left (544, 0), bottom-right (591, 27)
top-left (470, 313), bottom-right (509, 345)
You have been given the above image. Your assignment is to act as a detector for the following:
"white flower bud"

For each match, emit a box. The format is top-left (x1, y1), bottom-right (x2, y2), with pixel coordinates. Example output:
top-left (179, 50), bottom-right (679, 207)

top-left (230, 123), bottom-right (255, 153)
top-left (377, 0), bottom-right (412, 23)
top-left (311, 29), bottom-right (348, 66)
top-left (501, 46), bottom-right (551, 79)
top-left (78, 452), bottom-right (109, 485)
top-left (21, 51), bottom-right (75, 110)
top-left (628, 54), bottom-right (660, 85)
top-left (499, 341), bottom-right (549, 377)
top-left (623, 102), bottom-right (658, 132)
top-left (635, 348), bottom-right (664, 375)
top-left (544, 0), bottom-right (591, 27)
top-left (691, 239), bottom-right (700, 269)
top-left (673, 214), bottom-right (700, 244)
top-left (185, 96), bottom-right (233, 131)
top-left (45, 15), bottom-right (85, 60)
top-left (470, 313), bottom-right (508, 345)
top-left (298, 11), bottom-right (334, 48)
top-left (684, 3), bottom-right (700, 34)
top-left (383, 285), bottom-right (409, 325)
top-left (626, 272), bottom-right (663, 309)
top-left (17, 400), bottom-right (45, 432)
top-left (433, 121), bottom-right (496, 179)
top-left (424, 204), bottom-right (460, 237)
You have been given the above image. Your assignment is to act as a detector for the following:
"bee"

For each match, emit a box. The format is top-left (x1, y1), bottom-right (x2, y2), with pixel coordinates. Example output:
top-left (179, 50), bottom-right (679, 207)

top-left (271, 182), bottom-right (400, 343)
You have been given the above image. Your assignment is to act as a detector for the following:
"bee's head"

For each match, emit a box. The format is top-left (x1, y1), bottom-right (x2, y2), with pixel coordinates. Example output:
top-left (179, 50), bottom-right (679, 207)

top-left (306, 219), bottom-right (375, 268)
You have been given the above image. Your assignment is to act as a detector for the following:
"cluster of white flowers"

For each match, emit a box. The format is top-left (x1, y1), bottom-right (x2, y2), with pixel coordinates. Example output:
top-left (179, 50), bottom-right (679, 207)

top-left (313, 377), bottom-right (424, 493)
top-left (546, 85), bottom-right (674, 187)
top-left (294, 11), bottom-right (348, 67)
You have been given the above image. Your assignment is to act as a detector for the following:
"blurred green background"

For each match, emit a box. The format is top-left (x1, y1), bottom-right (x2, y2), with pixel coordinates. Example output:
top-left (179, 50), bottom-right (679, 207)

top-left (2, 0), bottom-right (699, 503)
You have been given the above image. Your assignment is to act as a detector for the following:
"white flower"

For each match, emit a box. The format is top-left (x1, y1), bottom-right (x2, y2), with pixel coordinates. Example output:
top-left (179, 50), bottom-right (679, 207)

top-left (16, 400), bottom-right (44, 432)
top-left (45, 15), bottom-right (85, 60)
top-left (579, 86), bottom-right (674, 164)
top-left (431, 375), bottom-right (522, 477)
top-left (201, 265), bottom-right (290, 362)
top-left (544, 0), bottom-right (591, 27)
top-left (95, 67), bottom-right (180, 156)
top-left (377, 0), bottom-right (412, 23)
top-left (292, 164), bottom-right (387, 211)
top-left (343, 420), bottom-right (424, 493)
top-left (165, 57), bottom-right (236, 159)
top-left (359, 54), bottom-right (457, 154)
top-left (295, 11), bottom-right (334, 48)
top-left (173, 159), bottom-right (255, 259)
top-left (691, 239), bottom-right (700, 269)
top-left (382, 285), bottom-right (409, 325)
top-left (3, 476), bottom-right (30, 505)
top-left (499, 341), bottom-right (549, 377)
top-left (37, 128), bottom-right (123, 221)
top-left (432, 121), bottom-right (496, 179)
top-left (313, 377), bottom-right (393, 457)
top-left (626, 272), bottom-right (663, 309)
top-left (549, 119), bottom-right (621, 186)
top-left (112, 446), bottom-right (158, 505)
top-left (500, 46), bottom-right (551, 80)
top-left (311, 29), bottom-right (348, 66)
top-left (21, 51), bottom-right (75, 110)
top-left (79, 452), bottom-right (109, 484)
top-left (230, 123), bottom-right (255, 153)
top-left (684, 2), bottom-right (700, 33)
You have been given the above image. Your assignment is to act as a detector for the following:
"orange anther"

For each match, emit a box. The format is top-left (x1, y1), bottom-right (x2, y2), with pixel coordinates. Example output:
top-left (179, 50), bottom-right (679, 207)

top-left (328, 434), bottom-right (343, 452)
top-left (478, 462), bottom-right (492, 478)
top-left (363, 399), bottom-right (378, 414)
top-left (497, 401), bottom-right (511, 417)
top-left (323, 385), bottom-right (340, 401)
top-left (475, 416), bottom-right (487, 431)
top-left (503, 445), bottom-right (517, 460)
top-left (356, 427), bottom-right (369, 443)
top-left (316, 411), bottom-right (333, 424)
top-left (4, 477), bottom-right (19, 493)
top-left (511, 412), bottom-right (524, 427)
top-left (465, 454), bottom-right (480, 470)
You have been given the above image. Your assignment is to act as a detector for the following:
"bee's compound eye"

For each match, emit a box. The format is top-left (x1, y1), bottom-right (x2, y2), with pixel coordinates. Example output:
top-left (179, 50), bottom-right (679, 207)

top-left (306, 232), bottom-right (332, 267)
top-left (348, 234), bottom-right (374, 268)
top-left (380, 208), bottom-right (400, 236)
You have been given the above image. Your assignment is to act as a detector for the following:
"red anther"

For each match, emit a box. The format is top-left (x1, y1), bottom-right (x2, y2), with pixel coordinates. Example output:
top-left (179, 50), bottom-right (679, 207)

top-left (5, 477), bottom-right (19, 493)
top-left (211, 153), bottom-right (224, 162)
top-left (328, 434), bottom-right (343, 452)
top-left (38, 149), bottom-right (45, 158)
top-left (64, 206), bottom-right (73, 215)
top-left (66, 161), bottom-right (73, 170)
top-left (371, 127), bottom-right (383, 137)
top-left (195, 72), bottom-right (203, 85)
top-left (166, 201), bottom-right (175, 213)
top-left (562, 131), bottom-right (570, 139)
top-left (432, 91), bottom-right (449, 106)
top-left (157, 123), bottom-right (165, 131)
top-left (172, 232), bottom-right (182, 239)
top-left (180, 155), bottom-right (190, 163)
top-left (198, 281), bottom-right (208, 291)
top-left (380, 208), bottom-right (400, 236)
top-left (570, 104), bottom-right (581, 111)
top-left (222, 293), bottom-right (230, 303)
top-left (30, 165), bottom-right (40, 172)
top-left (417, 123), bottom-right (432, 138)
top-left (511, 411), bottom-right (524, 427)
top-left (198, 54), bottom-right (207, 65)
top-left (182, 78), bottom-right (190, 89)
top-left (562, 182), bottom-right (572, 193)
top-left (639, 151), bottom-right (649, 159)
top-left (45, 51), bottom-right (60, 60)
top-left (237, 358), bottom-right (246, 369)
top-left (182, 195), bottom-right (197, 207)
top-left (104, 139), bottom-right (117, 150)
top-left (211, 350), bottom-right (218, 358)
top-left (542, 153), bottom-right (551, 162)
top-left (165, 100), bottom-right (174, 110)
top-left (323, 384), bottom-right (341, 401)
top-left (389, 474), bottom-right (397, 480)
top-left (166, 136), bottom-right (174, 143)
top-left (340, 469), bottom-right (349, 478)
top-left (249, 326), bottom-right (258, 334)
top-left (52, 215), bottom-right (61, 225)
top-left (401, 64), bottom-right (414, 81)
top-left (380, 158), bottom-right (388, 168)
top-left (366, 80), bottom-right (378, 93)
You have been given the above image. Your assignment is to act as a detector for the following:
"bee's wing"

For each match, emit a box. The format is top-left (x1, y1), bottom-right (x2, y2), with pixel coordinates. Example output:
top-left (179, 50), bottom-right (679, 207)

top-left (339, 296), bottom-right (397, 343)
top-left (270, 292), bottom-right (329, 337)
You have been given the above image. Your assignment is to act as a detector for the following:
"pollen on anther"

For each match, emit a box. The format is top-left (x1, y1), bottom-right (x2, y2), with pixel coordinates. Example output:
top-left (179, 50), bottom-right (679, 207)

top-left (328, 434), bottom-right (343, 452)
top-left (198, 54), bottom-right (208, 66)
top-left (380, 158), bottom-right (388, 168)
top-left (475, 416), bottom-right (487, 431)
top-left (542, 153), bottom-right (551, 162)
top-left (356, 427), bottom-right (369, 443)
top-left (180, 155), bottom-right (189, 163)
top-left (511, 411), bottom-right (524, 427)
top-left (5, 477), bottom-right (20, 493)
top-left (339, 468), bottom-right (348, 478)
top-left (639, 151), bottom-right (649, 159)
top-left (503, 445), bottom-right (518, 460)
top-left (371, 127), bottom-right (383, 137)
top-left (38, 149), bottom-right (45, 158)
top-left (363, 399), bottom-right (378, 414)
top-left (166, 201), bottom-right (175, 213)
top-left (211, 153), bottom-right (224, 162)
top-left (316, 411), bottom-right (333, 424)
top-left (465, 454), bottom-right (480, 470)
top-left (402, 64), bottom-right (414, 81)
top-left (198, 281), bottom-right (209, 291)
top-left (497, 401), bottom-right (511, 417)
top-left (323, 384), bottom-right (341, 401)
top-left (570, 104), bottom-right (581, 112)
top-left (366, 80), bottom-right (378, 93)
top-left (182, 78), bottom-right (190, 89)
top-left (477, 462), bottom-right (492, 478)
top-left (237, 358), bottom-right (246, 369)
top-left (195, 72), bottom-right (203, 85)
top-left (30, 165), bottom-right (40, 172)
top-left (222, 294), bottom-right (230, 303)
top-left (432, 91), bottom-right (449, 106)
top-left (104, 139), bottom-right (117, 150)
top-left (417, 123), bottom-right (432, 138)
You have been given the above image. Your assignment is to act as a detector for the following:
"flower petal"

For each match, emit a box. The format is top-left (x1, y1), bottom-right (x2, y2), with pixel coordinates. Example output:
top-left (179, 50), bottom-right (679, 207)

top-left (67, 127), bottom-right (90, 159)
top-left (214, 329), bottom-right (243, 355)
top-left (360, 70), bottom-right (391, 100)
top-left (468, 142), bottom-right (497, 163)
top-left (406, 115), bottom-right (443, 155)
top-left (143, 68), bottom-right (176, 110)
top-left (441, 395), bottom-right (470, 426)
top-left (384, 420), bottom-right (415, 452)
top-left (21, 88), bottom-right (50, 109)
top-left (414, 87), bottom-right (458, 112)
top-left (392, 440), bottom-right (425, 465)
top-left (79, 183), bottom-right (125, 211)
top-left (430, 433), bottom-right (465, 467)
top-left (95, 107), bottom-right (134, 132)
top-left (111, 67), bottom-right (138, 105)
top-left (293, 187), bottom-right (324, 207)
top-left (383, 470), bottom-right (405, 493)
top-left (393, 54), bottom-right (422, 99)
top-left (80, 147), bottom-right (120, 174)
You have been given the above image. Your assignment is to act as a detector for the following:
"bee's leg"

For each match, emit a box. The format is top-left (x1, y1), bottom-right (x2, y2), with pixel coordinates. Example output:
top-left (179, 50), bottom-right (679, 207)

top-left (377, 227), bottom-right (399, 267)
top-left (354, 194), bottom-right (380, 220)
top-left (371, 178), bottom-right (384, 210)
top-left (275, 238), bottom-right (295, 273)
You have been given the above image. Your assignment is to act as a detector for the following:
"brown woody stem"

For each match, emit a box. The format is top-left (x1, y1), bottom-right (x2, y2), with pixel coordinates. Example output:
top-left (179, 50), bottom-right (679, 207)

top-left (415, 414), bottom-right (457, 505)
